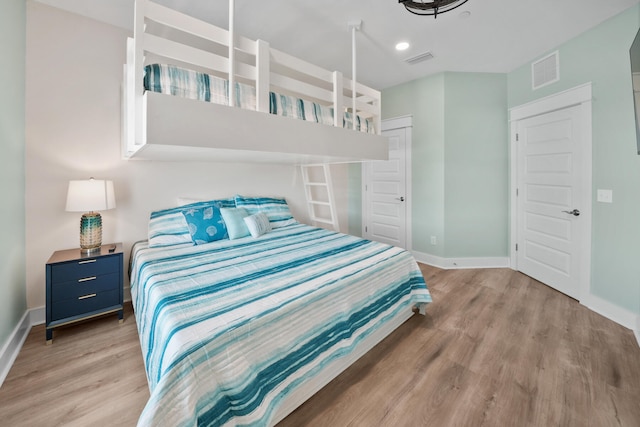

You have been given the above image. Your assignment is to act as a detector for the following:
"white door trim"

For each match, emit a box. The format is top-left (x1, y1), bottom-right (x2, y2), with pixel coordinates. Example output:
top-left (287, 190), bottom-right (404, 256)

top-left (362, 116), bottom-right (413, 250)
top-left (382, 115), bottom-right (413, 132)
top-left (509, 83), bottom-right (592, 302)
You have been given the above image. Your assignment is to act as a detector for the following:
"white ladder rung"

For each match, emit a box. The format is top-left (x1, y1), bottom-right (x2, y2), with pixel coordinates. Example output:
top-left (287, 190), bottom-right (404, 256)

top-left (301, 163), bottom-right (339, 232)
top-left (311, 217), bottom-right (335, 225)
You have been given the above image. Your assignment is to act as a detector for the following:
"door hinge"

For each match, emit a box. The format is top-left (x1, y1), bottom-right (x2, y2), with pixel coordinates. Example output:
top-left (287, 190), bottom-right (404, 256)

top-left (516, 133), bottom-right (519, 142)
top-left (365, 185), bottom-right (368, 191)
top-left (516, 188), bottom-right (519, 196)
top-left (365, 226), bottom-right (368, 233)
top-left (515, 243), bottom-right (518, 251)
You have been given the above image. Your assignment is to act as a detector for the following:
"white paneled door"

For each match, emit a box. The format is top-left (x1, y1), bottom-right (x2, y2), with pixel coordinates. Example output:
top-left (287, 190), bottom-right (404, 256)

top-left (516, 105), bottom-right (584, 299)
top-left (364, 127), bottom-right (407, 248)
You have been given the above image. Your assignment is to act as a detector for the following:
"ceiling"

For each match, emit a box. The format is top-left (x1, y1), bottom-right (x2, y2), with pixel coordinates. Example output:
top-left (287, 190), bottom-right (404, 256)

top-left (36, 0), bottom-right (640, 89)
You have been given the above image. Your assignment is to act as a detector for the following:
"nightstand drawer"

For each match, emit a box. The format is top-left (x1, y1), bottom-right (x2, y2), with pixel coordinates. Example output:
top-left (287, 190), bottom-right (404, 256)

top-left (51, 272), bottom-right (119, 302)
top-left (51, 289), bottom-right (120, 321)
top-left (51, 256), bottom-right (120, 283)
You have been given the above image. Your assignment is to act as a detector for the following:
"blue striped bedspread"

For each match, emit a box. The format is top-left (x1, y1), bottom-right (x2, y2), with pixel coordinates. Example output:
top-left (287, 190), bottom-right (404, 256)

top-left (143, 63), bottom-right (376, 134)
top-left (130, 223), bottom-right (431, 426)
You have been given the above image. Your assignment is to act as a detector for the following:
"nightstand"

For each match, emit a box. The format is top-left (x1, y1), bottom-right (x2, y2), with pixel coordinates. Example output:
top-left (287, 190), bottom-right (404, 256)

top-left (45, 243), bottom-right (124, 343)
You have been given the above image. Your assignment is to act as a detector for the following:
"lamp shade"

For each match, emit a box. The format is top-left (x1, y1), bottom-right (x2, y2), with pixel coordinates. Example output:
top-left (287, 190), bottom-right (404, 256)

top-left (65, 179), bottom-right (116, 212)
top-left (66, 178), bottom-right (116, 252)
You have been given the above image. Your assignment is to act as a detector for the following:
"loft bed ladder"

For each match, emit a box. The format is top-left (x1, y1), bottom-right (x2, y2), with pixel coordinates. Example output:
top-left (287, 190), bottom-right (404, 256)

top-left (301, 164), bottom-right (339, 232)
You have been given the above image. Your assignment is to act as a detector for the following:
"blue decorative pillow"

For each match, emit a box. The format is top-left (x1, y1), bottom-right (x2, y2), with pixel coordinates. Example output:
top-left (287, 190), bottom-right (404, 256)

top-left (220, 207), bottom-right (251, 240)
top-left (182, 206), bottom-right (227, 244)
top-left (234, 195), bottom-right (297, 229)
top-left (243, 212), bottom-right (272, 238)
top-left (148, 198), bottom-right (235, 247)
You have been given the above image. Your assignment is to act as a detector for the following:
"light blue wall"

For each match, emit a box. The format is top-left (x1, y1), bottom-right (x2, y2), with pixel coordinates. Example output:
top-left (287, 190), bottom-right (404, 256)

top-left (379, 72), bottom-right (508, 257)
top-left (508, 5), bottom-right (640, 314)
top-left (382, 74), bottom-right (446, 255)
top-left (0, 0), bottom-right (27, 347)
top-left (443, 73), bottom-right (508, 257)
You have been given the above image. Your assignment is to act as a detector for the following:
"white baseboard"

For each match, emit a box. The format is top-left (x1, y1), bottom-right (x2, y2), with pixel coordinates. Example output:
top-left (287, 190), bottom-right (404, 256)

top-left (30, 306), bottom-right (45, 326)
top-left (0, 309), bottom-right (32, 388)
top-left (581, 294), bottom-right (637, 331)
top-left (411, 250), bottom-right (510, 270)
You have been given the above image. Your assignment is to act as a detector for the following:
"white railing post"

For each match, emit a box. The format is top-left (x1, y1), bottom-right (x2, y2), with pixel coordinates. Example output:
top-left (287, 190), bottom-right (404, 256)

top-left (351, 23), bottom-right (357, 130)
top-left (256, 39), bottom-right (270, 113)
top-left (123, 38), bottom-right (135, 157)
top-left (333, 71), bottom-right (343, 128)
top-left (374, 98), bottom-right (381, 135)
top-left (348, 19), bottom-right (361, 130)
top-left (228, 0), bottom-right (236, 107)
top-left (133, 0), bottom-right (146, 147)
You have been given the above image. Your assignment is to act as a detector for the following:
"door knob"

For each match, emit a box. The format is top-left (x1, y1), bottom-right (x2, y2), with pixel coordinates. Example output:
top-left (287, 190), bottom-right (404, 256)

top-left (562, 209), bottom-right (580, 217)
top-left (396, 197), bottom-right (405, 202)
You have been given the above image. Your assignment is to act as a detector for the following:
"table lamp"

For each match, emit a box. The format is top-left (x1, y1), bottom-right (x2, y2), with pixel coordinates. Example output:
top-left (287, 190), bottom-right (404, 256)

top-left (65, 178), bottom-right (116, 253)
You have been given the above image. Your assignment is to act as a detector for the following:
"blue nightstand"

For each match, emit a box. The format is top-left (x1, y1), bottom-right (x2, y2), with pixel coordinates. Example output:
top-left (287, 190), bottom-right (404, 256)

top-left (45, 243), bottom-right (124, 343)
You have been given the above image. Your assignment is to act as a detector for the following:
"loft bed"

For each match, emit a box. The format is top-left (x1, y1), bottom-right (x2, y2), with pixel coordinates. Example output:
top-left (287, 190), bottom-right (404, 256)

top-left (122, 0), bottom-right (389, 164)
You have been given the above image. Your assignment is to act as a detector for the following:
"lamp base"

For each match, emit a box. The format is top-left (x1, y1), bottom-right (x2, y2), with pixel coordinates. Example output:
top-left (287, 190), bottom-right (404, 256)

top-left (80, 246), bottom-right (102, 254)
top-left (80, 212), bottom-right (102, 252)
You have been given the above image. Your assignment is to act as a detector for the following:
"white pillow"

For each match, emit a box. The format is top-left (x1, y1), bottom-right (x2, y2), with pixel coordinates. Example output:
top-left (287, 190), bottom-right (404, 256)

top-left (243, 212), bottom-right (272, 238)
top-left (234, 195), bottom-right (297, 229)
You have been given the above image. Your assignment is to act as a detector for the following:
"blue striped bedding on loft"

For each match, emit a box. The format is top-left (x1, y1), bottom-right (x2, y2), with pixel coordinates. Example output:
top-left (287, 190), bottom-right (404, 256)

top-left (130, 223), bottom-right (431, 426)
top-left (143, 64), bottom-right (376, 134)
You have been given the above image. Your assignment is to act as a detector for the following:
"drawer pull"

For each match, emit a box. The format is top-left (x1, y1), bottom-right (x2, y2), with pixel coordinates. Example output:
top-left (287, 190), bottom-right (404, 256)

top-left (78, 259), bottom-right (97, 265)
top-left (78, 293), bottom-right (97, 300)
top-left (78, 276), bottom-right (97, 283)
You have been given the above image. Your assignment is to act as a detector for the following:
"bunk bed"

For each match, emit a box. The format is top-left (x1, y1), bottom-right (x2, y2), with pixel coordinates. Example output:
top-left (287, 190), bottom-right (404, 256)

top-left (122, 0), bottom-right (389, 163)
top-left (123, 2), bottom-right (424, 425)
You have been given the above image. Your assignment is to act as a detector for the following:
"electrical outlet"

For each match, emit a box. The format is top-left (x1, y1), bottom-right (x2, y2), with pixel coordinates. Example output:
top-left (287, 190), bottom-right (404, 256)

top-left (430, 236), bottom-right (437, 245)
top-left (597, 189), bottom-right (613, 203)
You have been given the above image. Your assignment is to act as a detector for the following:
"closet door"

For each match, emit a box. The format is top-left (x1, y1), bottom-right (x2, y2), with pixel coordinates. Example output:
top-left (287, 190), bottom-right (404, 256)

top-left (363, 126), bottom-right (409, 249)
top-left (515, 105), bottom-right (585, 299)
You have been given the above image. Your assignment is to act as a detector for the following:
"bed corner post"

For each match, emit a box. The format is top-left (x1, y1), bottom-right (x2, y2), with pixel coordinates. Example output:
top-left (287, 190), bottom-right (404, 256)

top-left (133, 0), bottom-right (146, 149)
top-left (123, 38), bottom-right (135, 159)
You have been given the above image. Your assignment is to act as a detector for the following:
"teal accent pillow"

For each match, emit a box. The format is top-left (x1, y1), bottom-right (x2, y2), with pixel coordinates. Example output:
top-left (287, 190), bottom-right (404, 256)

top-left (182, 206), bottom-right (228, 244)
top-left (243, 212), bottom-right (272, 238)
top-left (220, 207), bottom-right (251, 240)
top-left (148, 198), bottom-right (235, 247)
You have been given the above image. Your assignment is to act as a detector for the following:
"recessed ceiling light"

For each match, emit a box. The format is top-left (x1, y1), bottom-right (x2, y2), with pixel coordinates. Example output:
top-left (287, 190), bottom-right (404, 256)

top-left (395, 42), bottom-right (410, 51)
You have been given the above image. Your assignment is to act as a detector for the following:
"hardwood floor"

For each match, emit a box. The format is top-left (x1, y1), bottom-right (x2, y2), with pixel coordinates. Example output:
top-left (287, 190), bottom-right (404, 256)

top-left (1, 265), bottom-right (639, 426)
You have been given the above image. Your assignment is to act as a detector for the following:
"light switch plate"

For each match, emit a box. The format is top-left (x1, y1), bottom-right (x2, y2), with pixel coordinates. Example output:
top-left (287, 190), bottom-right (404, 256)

top-left (597, 189), bottom-right (613, 203)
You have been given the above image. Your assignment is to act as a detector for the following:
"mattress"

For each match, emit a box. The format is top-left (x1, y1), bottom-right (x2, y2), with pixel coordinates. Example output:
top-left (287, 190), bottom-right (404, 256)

top-left (130, 223), bottom-right (431, 426)
top-left (143, 63), bottom-right (375, 134)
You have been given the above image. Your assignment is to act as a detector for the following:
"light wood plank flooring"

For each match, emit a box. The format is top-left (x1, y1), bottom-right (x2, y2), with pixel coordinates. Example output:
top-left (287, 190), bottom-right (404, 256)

top-left (1, 265), bottom-right (639, 426)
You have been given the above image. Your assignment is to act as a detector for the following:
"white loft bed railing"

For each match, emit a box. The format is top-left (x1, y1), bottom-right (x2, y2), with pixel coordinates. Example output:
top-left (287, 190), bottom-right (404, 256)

top-left (122, 0), bottom-right (388, 164)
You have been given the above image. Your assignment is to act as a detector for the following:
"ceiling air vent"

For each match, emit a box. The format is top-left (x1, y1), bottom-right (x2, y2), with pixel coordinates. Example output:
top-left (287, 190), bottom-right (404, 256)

top-left (532, 51), bottom-right (559, 90)
top-left (404, 51), bottom-right (434, 65)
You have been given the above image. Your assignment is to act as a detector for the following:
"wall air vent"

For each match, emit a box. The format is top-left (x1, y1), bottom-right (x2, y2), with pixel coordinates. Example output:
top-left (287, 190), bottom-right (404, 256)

top-left (532, 51), bottom-right (559, 90)
top-left (404, 51), bottom-right (434, 65)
